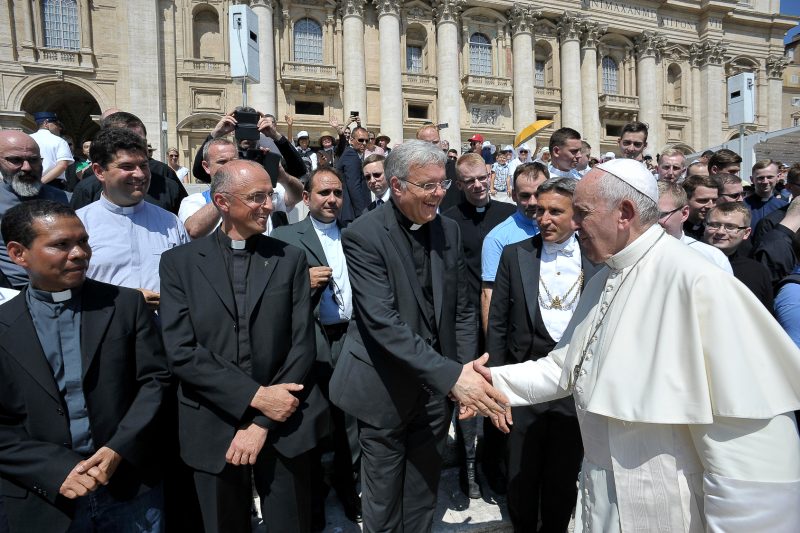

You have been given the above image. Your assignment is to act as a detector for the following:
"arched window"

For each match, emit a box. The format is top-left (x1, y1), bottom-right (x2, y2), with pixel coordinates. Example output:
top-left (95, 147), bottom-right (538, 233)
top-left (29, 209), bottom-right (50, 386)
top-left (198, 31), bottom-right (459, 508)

top-left (667, 64), bottom-right (682, 104)
top-left (602, 56), bottom-right (618, 94)
top-left (534, 42), bottom-right (553, 87)
top-left (193, 8), bottom-right (221, 59)
top-left (42, 0), bottom-right (80, 50)
top-left (294, 18), bottom-right (323, 64)
top-left (469, 33), bottom-right (492, 76)
top-left (406, 26), bottom-right (426, 74)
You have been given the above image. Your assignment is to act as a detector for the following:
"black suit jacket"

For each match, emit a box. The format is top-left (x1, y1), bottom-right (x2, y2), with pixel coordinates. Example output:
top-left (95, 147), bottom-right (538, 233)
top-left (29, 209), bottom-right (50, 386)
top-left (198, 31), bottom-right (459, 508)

top-left (486, 234), bottom-right (600, 365)
top-left (159, 232), bottom-right (328, 474)
top-left (270, 217), bottom-right (339, 366)
top-left (336, 146), bottom-right (371, 226)
top-left (0, 280), bottom-right (171, 533)
top-left (329, 202), bottom-right (478, 428)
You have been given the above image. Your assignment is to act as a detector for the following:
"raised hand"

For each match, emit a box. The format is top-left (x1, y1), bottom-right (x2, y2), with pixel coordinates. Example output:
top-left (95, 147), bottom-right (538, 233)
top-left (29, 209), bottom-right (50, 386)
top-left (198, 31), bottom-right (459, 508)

top-left (211, 112), bottom-right (237, 139)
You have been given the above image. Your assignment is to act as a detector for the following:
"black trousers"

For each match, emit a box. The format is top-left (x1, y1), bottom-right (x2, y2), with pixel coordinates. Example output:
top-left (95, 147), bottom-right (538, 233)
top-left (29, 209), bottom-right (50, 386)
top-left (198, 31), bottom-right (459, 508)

top-left (193, 447), bottom-right (312, 533)
top-left (358, 395), bottom-right (451, 533)
top-left (506, 408), bottom-right (583, 533)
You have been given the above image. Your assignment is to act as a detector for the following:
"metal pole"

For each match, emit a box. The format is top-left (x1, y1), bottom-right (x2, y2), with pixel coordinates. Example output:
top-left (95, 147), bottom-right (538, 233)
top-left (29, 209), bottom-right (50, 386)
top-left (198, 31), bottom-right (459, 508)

top-left (241, 78), bottom-right (248, 108)
top-left (738, 124), bottom-right (745, 159)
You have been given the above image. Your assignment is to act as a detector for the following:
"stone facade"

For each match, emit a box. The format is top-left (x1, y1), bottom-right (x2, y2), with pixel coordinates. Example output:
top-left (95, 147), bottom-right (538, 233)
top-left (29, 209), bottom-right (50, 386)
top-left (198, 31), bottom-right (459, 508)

top-left (0, 0), bottom-right (795, 179)
top-left (783, 33), bottom-right (800, 130)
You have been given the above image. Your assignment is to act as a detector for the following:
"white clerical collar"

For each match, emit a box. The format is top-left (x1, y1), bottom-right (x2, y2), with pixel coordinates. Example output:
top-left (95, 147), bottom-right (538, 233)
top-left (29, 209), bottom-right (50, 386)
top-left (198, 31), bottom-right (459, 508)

top-left (230, 239), bottom-right (246, 250)
top-left (543, 234), bottom-right (578, 256)
top-left (310, 216), bottom-right (338, 232)
top-left (548, 163), bottom-right (576, 179)
top-left (100, 194), bottom-right (144, 215)
top-left (380, 189), bottom-right (391, 203)
top-left (29, 287), bottom-right (74, 303)
top-left (606, 224), bottom-right (664, 270)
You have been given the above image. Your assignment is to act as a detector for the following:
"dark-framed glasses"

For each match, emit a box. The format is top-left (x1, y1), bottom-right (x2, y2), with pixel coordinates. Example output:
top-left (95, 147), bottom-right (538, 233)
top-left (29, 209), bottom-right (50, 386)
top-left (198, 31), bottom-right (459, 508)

top-left (461, 175), bottom-right (490, 188)
top-left (399, 178), bottom-right (452, 193)
top-left (706, 222), bottom-right (748, 232)
top-left (364, 172), bottom-right (384, 181)
top-left (658, 206), bottom-right (682, 220)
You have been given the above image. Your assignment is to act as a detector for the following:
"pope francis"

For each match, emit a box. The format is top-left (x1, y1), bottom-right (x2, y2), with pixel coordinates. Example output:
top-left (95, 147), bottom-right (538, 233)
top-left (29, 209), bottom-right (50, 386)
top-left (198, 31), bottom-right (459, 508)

top-left (476, 158), bottom-right (800, 532)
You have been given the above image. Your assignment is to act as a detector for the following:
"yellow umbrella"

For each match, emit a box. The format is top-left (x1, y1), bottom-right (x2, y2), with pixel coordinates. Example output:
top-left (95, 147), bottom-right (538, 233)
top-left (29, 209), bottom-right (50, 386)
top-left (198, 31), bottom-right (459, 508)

top-left (514, 119), bottom-right (554, 148)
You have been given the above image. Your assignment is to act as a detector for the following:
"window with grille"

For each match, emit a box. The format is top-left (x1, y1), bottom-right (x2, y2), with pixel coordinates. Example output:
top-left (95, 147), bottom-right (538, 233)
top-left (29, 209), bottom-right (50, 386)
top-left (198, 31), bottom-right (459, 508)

top-left (535, 60), bottom-right (545, 87)
top-left (294, 18), bottom-right (323, 64)
top-left (602, 56), bottom-right (618, 94)
top-left (469, 33), bottom-right (492, 76)
top-left (407, 46), bottom-right (423, 74)
top-left (42, 0), bottom-right (80, 50)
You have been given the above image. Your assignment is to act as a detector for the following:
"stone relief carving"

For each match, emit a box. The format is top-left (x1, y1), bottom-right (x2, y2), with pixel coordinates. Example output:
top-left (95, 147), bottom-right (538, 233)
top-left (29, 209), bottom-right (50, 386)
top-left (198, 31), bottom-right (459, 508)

top-left (765, 55), bottom-right (790, 79)
top-left (433, 0), bottom-right (465, 24)
top-left (634, 30), bottom-right (666, 59)
top-left (338, 0), bottom-right (366, 18)
top-left (507, 5), bottom-right (540, 36)
top-left (556, 12), bottom-right (582, 43)
top-left (689, 39), bottom-right (726, 67)
top-left (580, 20), bottom-right (606, 48)
top-left (374, 0), bottom-right (400, 17)
top-left (471, 106), bottom-right (499, 126)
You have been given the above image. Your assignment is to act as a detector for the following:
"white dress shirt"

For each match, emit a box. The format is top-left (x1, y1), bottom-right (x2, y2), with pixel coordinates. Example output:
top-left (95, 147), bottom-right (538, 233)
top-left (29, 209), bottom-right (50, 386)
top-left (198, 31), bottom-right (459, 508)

top-left (310, 217), bottom-right (352, 325)
top-left (538, 234), bottom-right (582, 342)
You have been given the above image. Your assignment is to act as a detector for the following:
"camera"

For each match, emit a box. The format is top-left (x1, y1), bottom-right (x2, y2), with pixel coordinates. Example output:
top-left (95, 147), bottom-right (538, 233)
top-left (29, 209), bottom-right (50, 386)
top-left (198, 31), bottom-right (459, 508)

top-left (233, 110), bottom-right (260, 142)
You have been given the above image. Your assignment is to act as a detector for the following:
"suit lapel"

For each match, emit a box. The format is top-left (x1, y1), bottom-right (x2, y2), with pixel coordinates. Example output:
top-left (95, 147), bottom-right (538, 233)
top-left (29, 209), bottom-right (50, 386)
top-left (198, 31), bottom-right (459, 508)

top-left (297, 218), bottom-right (329, 267)
top-left (430, 218), bottom-right (444, 328)
top-left (246, 237), bottom-right (279, 318)
top-left (196, 237), bottom-right (236, 319)
top-left (518, 238), bottom-right (543, 330)
top-left (80, 281), bottom-right (114, 379)
top-left (0, 293), bottom-right (61, 402)
top-left (383, 208), bottom-right (429, 324)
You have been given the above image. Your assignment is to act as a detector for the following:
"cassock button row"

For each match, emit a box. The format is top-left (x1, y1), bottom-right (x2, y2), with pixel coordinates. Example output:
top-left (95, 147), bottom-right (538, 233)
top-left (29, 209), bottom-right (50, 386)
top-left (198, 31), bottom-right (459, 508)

top-left (605, 285), bottom-right (614, 292)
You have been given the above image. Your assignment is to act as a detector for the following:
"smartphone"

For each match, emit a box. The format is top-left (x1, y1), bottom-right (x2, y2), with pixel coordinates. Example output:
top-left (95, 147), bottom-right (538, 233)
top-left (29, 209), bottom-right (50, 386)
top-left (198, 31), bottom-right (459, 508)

top-left (233, 110), bottom-right (260, 141)
top-left (350, 111), bottom-right (359, 117)
top-left (437, 122), bottom-right (449, 129)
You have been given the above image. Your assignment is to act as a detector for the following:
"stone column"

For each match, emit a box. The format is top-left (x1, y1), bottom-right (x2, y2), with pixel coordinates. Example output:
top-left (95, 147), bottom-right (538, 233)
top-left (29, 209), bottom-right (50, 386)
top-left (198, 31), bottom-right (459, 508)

top-left (251, 0), bottom-right (277, 115)
top-left (766, 55), bottom-right (789, 132)
top-left (634, 30), bottom-right (665, 156)
top-left (557, 12), bottom-right (583, 132)
top-left (580, 21), bottom-right (604, 155)
top-left (435, 0), bottom-right (464, 149)
top-left (697, 40), bottom-right (726, 148)
top-left (127, 0), bottom-right (164, 155)
top-left (508, 6), bottom-right (538, 135)
top-left (375, 0), bottom-right (403, 143)
top-left (689, 44), bottom-right (703, 150)
top-left (340, 0), bottom-right (367, 123)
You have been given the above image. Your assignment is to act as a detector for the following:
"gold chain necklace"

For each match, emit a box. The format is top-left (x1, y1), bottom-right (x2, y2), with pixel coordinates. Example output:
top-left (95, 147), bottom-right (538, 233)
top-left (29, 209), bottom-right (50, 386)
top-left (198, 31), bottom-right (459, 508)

top-left (538, 270), bottom-right (584, 310)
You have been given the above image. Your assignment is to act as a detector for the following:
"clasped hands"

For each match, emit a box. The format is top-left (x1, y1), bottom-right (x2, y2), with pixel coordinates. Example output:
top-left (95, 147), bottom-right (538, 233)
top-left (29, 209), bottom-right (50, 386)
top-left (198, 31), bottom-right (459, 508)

top-left (59, 446), bottom-right (122, 500)
top-left (450, 354), bottom-right (513, 433)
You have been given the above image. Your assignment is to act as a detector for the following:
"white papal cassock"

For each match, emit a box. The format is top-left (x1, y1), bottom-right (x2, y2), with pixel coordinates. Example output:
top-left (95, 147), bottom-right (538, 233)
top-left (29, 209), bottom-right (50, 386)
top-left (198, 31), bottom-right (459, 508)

top-left (491, 224), bottom-right (800, 532)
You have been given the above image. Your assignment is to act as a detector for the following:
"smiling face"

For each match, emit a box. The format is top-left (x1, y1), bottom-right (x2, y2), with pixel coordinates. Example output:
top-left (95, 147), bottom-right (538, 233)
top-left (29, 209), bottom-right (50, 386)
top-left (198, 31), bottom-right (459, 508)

top-left (8, 215), bottom-right (91, 291)
top-left (704, 209), bottom-right (751, 256)
top-left (618, 131), bottom-right (647, 160)
top-left (214, 161), bottom-right (274, 240)
top-left (93, 149), bottom-right (151, 207)
top-left (456, 160), bottom-right (490, 207)
top-left (657, 154), bottom-right (686, 183)
top-left (687, 186), bottom-right (718, 224)
top-left (535, 190), bottom-right (576, 243)
top-left (391, 163), bottom-right (446, 224)
top-left (752, 163), bottom-right (778, 199)
top-left (512, 170), bottom-right (548, 219)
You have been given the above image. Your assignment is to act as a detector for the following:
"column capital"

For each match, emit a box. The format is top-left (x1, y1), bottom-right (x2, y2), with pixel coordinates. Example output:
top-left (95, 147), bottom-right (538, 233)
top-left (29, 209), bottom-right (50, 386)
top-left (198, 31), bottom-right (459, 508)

top-left (581, 21), bottom-right (606, 49)
top-left (556, 12), bottom-right (582, 44)
top-left (375, 0), bottom-right (401, 17)
top-left (690, 39), bottom-right (726, 67)
top-left (634, 30), bottom-right (666, 60)
top-left (766, 54), bottom-right (789, 79)
top-left (434, 0), bottom-right (464, 25)
top-left (251, 0), bottom-right (275, 8)
top-left (507, 5), bottom-right (540, 36)
top-left (339, 0), bottom-right (367, 19)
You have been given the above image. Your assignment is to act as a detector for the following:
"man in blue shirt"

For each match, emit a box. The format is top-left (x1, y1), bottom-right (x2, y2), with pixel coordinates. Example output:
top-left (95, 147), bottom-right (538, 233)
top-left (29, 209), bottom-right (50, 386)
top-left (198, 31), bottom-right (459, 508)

top-left (745, 160), bottom-right (787, 229)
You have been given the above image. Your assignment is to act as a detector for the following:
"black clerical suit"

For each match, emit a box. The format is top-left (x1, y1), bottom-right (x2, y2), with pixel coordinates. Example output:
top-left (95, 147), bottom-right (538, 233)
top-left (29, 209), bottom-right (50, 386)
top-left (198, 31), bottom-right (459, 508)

top-left (329, 201), bottom-right (477, 532)
top-left (159, 230), bottom-right (329, 533)
top-left (270, 217), bottom-right (361, 522)
top-left (728, 248), bottom-right (774, 311)
top-left (486, 234), bottom-right (599, 533)
top-left (0, 280), bottom-right (171, 533)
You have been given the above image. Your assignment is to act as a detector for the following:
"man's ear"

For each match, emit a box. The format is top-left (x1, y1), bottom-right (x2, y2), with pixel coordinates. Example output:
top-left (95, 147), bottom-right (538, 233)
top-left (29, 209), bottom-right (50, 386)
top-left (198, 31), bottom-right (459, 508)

top-left (390, 176), bottom-right (403, 194)
top-left (617, 199), bottom-right (636, 227)
top-left (92, 162), bottom-right (105, 184)
top-left (6, 241), bottom-right (28, 269)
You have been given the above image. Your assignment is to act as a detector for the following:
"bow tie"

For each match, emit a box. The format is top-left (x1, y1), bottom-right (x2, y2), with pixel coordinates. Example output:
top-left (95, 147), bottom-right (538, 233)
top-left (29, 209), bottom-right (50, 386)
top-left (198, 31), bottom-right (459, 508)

top-left (543, 240), bottom-right (576, 257)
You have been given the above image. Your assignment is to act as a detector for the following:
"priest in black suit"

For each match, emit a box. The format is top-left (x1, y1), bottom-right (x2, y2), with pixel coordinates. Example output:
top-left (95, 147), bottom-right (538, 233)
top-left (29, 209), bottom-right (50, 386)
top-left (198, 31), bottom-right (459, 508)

top-left (487, 177), bottom-right (599, 533)
top-left (159, 160), bottom-right (329, 533)
top-left (329, 141), bottom-right (511, 532)
top-left (0, 200), bottom-right (171, 532)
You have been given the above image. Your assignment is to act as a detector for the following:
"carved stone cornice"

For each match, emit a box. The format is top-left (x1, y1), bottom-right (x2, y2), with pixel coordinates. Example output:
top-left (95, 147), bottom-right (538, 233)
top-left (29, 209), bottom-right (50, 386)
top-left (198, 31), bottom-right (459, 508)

top-left (689, 39), bottom-right (726, 67)
top-left (433, 0), bottom-right (464, 25)
top-left (634, 30), bottom-right (666, 59)
top-left (338, 0), bottom-right (366, 19)
top-left (374, 0), bottom-right (401, 17)
top-left (507, 5), bottom-right (540, 36)
top-left (766, 54), bottom-right (790, 79)
top-left (580, 21), bottom-right (606, 49)
top-left (556, 12), bottom-right (582, 43)
top-left (251, 0), bottom-right (276, 9)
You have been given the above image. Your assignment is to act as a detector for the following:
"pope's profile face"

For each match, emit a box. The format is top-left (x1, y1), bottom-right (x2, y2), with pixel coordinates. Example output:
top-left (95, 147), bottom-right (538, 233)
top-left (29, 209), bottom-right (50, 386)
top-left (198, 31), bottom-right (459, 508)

top-left (572, 169), bottom-right (623, 263)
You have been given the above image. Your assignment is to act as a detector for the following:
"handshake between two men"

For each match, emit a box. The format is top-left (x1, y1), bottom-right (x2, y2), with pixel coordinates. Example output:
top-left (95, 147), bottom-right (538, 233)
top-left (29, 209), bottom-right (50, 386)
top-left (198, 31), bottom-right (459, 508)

top-left (450, 354), bottom-right (514, 433)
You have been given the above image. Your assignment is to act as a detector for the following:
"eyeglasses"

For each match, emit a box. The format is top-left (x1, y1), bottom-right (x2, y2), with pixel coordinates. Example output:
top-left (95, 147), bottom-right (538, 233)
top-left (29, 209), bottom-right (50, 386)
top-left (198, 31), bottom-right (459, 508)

top-left (364, 172), bottom-right (384, 181)
top-left (1, 156), bottom-right (42, 166)
top-left (168, 154), bottom-right (179, 159)
top-left (222, 191), bottom-right (278, 206)
top-left (706, 222), bottom-right (748, 232)
top-left (461, 175), bottom-right (490, 188)
top-left (399, 178), bottom-right (452, 193)
top-left (621, 140), bottom-right (644, 149)
top-left (329, 278), bottom-right (348, 316)
top-left (719, 192), bottom-right (744, 201)
top-left (658, 206), bottom-right (682, 220)
top-left (518, 150), bottom-right (529, 154)
top-left (354, 138), bottom-right (368, 144)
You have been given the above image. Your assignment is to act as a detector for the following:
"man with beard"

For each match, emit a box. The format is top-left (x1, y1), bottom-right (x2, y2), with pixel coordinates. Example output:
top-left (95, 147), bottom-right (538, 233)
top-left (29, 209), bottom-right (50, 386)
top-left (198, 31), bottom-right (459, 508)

top-left (0, 131), bottom-right (69, 288)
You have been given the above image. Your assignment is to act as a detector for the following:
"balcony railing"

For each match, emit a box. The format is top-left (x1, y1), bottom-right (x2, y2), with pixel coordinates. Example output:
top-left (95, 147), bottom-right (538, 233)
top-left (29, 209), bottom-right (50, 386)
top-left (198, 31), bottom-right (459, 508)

top-left (461, 74), bottom-right (512, 104)
top-left (39, 48), bottom-right (80, 64)
top-left (535, 86), bottom-right (561, 103)
top-left (281, 62), bottom-right (339, 95)
top-left (402, 72), bottom-right (437, 89)
top-left (662, 103), bottom-right (689, 117)
top-left (183, 58), bottom-right (228, 72)
top-left (598, 93), bottom-right (639, 119)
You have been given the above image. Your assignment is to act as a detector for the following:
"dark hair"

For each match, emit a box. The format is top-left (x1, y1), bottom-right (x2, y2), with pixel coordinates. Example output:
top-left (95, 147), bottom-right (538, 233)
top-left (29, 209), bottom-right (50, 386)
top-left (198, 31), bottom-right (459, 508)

top-left (682, 174), bottom-right (722, 198)
top-left (513, 161), bottom-right (549, 191)
top-left (304, 167), bottom-right (344, 193)
top-left (362, 154), bottom-right (386, 169)
top-left (548, 127), bottom-right (581, 153)
top-left (620, 121), bottom-right (649, 141)
top-left (90, 128), bottom-right (148, 169)
top-left (701, 150), bottom-right (715, 159)
top-left (707, 149), bottom-right (742, 173)
top-left (787, 164), bottom-right (800, 185)
top-left (1, 200), bottom-right (78, 248)
top-left (100, 111), bottom-right (147, 136)
top-left (537, 177), bottom-right (577, 197)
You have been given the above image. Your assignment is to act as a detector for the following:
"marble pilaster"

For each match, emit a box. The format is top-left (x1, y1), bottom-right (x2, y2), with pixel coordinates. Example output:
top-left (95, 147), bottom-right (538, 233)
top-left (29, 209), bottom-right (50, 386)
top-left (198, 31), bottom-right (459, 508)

top-left (557, 12), bottom-right (583, 132)
top-left (766, 55), bottom-right (789, 132)
top-left (696, 40), bottom-right (726, 148)
top-left (509, 5), bottom-right (539, 135)
top-left (580, 21), bottom-right (604, 155)
top-left (434, 0), bottom-right (464, 148)
top-left (251, 0), bottom-right (277, 115)
top-left (634, 30), bottom-right (665, 155)
top-left (340, 0), bottom-right (367, 123)
top-left (689, 44), bottom-right (703, 150)
top-left (127, 0), bottom-right (164, 155)
top-left (375, 0), bottom-right (403, 143)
